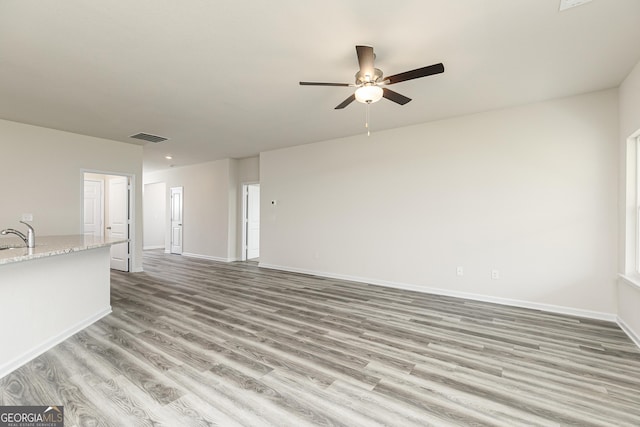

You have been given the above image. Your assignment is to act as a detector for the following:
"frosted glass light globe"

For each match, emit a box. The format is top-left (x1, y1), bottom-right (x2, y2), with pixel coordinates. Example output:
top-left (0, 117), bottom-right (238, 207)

top-left (355, 85), bottom-right (383, 104)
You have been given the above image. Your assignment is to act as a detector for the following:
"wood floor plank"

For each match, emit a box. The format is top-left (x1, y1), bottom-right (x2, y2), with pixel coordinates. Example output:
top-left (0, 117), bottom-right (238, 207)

top-left (1, 249), bottom-right (639, 426)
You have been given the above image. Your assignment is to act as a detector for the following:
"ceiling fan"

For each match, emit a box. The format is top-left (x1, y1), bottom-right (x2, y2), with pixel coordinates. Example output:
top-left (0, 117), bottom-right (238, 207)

top-left (299, 45), bottom-right (445, 110)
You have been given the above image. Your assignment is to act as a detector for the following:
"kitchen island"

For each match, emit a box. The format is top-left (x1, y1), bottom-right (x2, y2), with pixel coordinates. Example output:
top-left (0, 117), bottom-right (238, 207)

top-left (0, 235), bottom-right (127, 378)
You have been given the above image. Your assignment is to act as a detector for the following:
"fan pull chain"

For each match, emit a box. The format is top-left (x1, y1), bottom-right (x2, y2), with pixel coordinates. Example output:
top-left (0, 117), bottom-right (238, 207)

top-left (366, 101), bottom-right (371, 137)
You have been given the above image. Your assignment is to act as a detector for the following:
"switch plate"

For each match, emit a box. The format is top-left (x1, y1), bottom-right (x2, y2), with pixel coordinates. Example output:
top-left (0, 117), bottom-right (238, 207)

top-left (21, 213), bottom-right (33, 222)
top-left (456, 266), bottom-right (464, 276)
top-left (491, 269), bottom-right (500, 280)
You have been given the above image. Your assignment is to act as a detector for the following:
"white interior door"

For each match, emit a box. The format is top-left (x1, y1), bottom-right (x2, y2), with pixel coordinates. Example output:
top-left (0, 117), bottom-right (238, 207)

top-left (170, 186), bottom-right (183, 254)
top-left (246, 184), bottom-right (260, 259)
top-left (109, 176), bottom-right (129, 271)
top-left (83, 180), bottom-right (103, 237)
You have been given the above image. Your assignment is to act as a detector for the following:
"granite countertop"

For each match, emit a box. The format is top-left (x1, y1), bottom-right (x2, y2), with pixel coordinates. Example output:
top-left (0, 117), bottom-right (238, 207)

top-left (0, 235), bottom-right (128, 265)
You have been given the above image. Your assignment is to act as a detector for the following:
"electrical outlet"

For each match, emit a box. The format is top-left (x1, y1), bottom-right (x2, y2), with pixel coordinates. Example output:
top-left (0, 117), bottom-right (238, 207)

top-left (456, 266), bottom-right (464, 276)
top-left (491, 269), bottom-right (500, 280)
top-left (21, 213), bottom-right (33, 222)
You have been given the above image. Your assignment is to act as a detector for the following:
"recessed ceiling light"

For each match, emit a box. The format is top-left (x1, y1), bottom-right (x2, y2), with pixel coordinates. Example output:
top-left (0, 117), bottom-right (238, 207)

top-left (165, 155), bottom-right (173, 160)
top-left (559, 0), bottom-right (593, 11)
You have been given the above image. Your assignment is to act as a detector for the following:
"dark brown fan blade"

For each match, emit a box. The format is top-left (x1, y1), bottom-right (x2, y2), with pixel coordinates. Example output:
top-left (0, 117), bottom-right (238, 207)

top-left (382, 88), bottom-right (411, 105)
top-left (335, 94), bottom-right (356, 109)
top-left (300, 81), bottom-right (350, 87)
top-left (385, 63), bottom-right (444, 85)
top-left (356, 45), bottom-right (375, 77)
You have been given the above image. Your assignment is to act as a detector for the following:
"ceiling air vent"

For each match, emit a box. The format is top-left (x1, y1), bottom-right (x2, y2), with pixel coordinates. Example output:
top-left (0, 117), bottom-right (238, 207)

top-left (129, 132), bottom-right (168, 143)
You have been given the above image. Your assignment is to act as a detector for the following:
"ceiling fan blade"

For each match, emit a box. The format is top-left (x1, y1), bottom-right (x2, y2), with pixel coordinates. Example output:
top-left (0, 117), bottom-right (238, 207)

top-left (356, 45), bottom-right (375, 77)
top-left (385, 63), bottom-right (444, 85)
top-left (382, 88), bottom-right (411, 105)
top-left (300, 81), bottom-right (351, 87)
top-left (335, 94), bottom-right (356, 109)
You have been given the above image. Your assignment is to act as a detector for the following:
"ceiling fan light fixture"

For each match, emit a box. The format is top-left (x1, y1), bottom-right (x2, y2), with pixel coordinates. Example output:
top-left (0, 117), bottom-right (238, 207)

top-left (355, 85), bottom-right (383, 104)
top-left (300, 45), bottom-right (444, 110)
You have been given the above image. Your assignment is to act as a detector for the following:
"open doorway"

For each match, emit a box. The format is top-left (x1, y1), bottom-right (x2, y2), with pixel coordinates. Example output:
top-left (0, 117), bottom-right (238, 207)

top-left (143, 182), bottom-right (166, 250)
top-left (83, 172), bottom-right (132, 272)
top-left (242, 183), bottom-right (260, 261)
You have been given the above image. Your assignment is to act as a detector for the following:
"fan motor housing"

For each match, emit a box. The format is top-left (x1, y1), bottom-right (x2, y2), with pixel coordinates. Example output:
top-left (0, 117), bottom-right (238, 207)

top-left (355, 68), bottom-right (383, 84)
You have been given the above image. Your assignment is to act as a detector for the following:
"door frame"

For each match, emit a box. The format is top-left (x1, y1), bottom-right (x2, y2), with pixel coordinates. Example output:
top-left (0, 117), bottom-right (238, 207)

top-left (241, 181), bottom-right (260, 261)
top-left (80, 169), bottom-right (136, 272)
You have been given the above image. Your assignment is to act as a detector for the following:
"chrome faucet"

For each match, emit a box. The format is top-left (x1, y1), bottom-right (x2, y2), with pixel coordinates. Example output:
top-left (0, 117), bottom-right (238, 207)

top-left (1, 221), bottom-right (35, 248)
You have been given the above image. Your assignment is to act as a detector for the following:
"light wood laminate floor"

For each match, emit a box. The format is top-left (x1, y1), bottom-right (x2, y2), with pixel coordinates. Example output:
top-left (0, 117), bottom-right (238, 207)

top-left (2, 251), bottom-right (640, 426)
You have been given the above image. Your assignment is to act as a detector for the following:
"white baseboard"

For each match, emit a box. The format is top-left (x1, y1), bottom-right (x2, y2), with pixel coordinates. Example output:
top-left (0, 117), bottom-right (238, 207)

top-left (0, 307), bottom-right (112, 380)
top-left (182, 252), bottom-right (235, 263)
top-left (258, 263), bottom-right (617, 323)
top-left (617, 316), bottom-right (640, 349)
top-left (143, 245), bottom-right (165, 250)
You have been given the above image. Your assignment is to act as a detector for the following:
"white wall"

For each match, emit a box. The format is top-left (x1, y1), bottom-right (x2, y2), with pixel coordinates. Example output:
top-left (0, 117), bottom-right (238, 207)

top-left (260, 89), bottom-right (619, 318)
top-left (143, 156), bottom-right (260, 261)
top-left (0, 119), bottom-right (144, 271)
top-left (238, 156), bottom-right (260, 183)
top-left (618, 58), bottom-right (640, 344)
top-left (144, 159), bottom-right (237, 261)
top-left (143, 182), bottom-right (166, 249)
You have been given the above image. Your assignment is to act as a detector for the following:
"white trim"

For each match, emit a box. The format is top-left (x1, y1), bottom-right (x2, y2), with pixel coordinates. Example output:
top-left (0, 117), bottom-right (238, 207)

top-left (619, 273), bottom-right (640, 291)
top-left (0, 307), bottom-right (111, 380)
top-left (617, 316), bottom-right (640, 349)
top-left (616, 275), bottom-right (640, 349)
top-left (182, 252), bottom-right (236, 263)
top-left (259, 263), bottom-right (617, 322)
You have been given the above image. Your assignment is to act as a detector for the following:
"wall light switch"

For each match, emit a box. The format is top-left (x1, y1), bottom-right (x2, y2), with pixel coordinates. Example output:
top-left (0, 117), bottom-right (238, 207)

top-left (21, 213), bottom-right (33, 222)
top-left (491, 269), bottom-right (500, 280)
top-left (456, 266), bottom-right (464, 276)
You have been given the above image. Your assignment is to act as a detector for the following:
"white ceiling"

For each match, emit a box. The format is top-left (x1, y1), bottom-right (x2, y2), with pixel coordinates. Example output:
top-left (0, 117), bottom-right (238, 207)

top-left (1, 0), bottom-right (639, 172)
